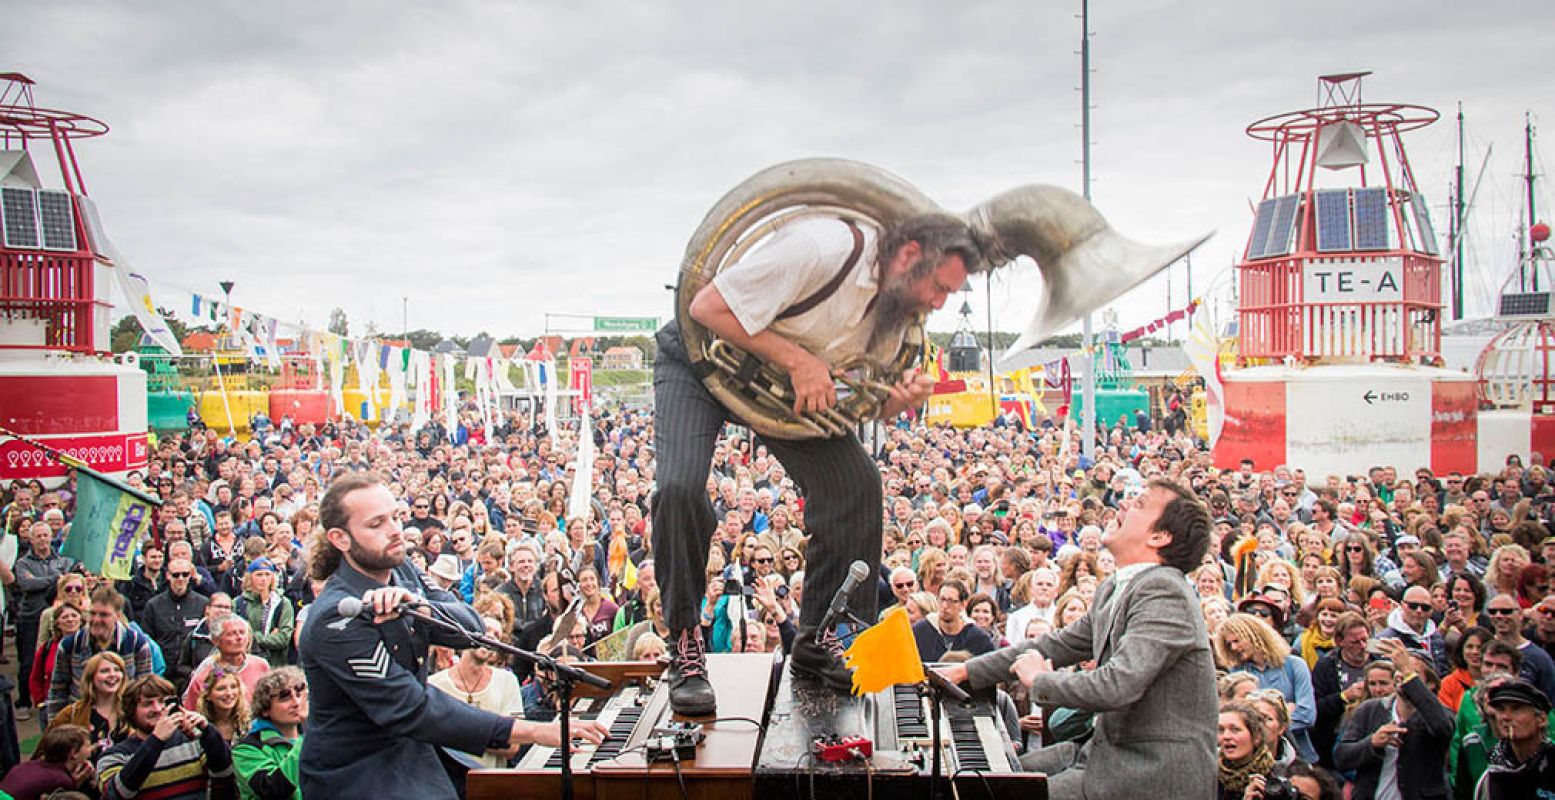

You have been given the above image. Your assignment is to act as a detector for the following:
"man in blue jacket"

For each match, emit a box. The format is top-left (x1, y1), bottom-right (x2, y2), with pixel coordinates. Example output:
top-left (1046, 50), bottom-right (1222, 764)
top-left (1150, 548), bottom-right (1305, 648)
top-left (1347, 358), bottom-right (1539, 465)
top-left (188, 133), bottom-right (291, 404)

top-left (298, 474), bottom-right (604, 799)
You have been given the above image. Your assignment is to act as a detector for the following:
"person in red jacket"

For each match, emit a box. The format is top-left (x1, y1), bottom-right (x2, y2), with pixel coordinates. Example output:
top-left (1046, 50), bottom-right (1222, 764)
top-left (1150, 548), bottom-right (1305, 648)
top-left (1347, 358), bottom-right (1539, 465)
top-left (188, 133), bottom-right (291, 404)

top-left (29, 603), bottom-right (83, 713)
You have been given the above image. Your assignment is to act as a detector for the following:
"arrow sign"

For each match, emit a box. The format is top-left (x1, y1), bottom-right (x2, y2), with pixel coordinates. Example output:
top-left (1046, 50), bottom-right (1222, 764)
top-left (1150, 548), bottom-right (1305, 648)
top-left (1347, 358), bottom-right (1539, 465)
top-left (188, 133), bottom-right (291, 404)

top-left (1363, 390), bottom-right (1377, 405)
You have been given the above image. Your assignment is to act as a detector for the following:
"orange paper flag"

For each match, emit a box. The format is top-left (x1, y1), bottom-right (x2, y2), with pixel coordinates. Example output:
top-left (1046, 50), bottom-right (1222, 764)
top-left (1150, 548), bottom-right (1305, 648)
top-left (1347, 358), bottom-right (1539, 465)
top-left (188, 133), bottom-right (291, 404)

top-left (844, 606), bottom-right (927, 695)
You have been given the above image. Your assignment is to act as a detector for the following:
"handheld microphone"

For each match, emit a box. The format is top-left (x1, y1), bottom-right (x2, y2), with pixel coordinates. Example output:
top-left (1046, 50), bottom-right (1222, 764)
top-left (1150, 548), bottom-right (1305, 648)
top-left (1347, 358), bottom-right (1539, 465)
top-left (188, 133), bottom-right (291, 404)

top-left (336, 595), bottom-right (426, 622)
top-left (815, 560), bottom-right (871, 643)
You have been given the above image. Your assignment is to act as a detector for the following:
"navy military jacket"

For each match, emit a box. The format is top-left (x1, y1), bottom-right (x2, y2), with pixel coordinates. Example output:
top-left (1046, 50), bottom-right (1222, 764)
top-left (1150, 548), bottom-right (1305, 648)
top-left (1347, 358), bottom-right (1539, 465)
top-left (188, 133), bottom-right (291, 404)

top-left (299, 560), bottom-right (510, 799)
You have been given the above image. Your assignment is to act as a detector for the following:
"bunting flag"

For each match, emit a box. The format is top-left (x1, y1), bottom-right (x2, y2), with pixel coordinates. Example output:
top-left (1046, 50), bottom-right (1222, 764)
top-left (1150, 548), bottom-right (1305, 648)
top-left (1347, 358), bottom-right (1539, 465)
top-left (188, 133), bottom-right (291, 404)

top-left (111, 270), bottom-right (184, 356)
top-left (567, 410), bottom-right (595, 523)
top-left (844, 607), bottom-right (926, 695)
top-left (63, 461), bottom-right (160, 580)
top-left (542, 358), bottom-right (559, 443)
top-left (440, 353), bottom-right (458, 438)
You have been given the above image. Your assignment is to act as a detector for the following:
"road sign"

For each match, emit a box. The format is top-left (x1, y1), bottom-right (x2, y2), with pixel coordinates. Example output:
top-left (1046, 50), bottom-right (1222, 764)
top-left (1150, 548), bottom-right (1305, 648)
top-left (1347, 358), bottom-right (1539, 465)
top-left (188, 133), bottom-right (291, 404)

top-left (593, 316), bottom-right (658, 333)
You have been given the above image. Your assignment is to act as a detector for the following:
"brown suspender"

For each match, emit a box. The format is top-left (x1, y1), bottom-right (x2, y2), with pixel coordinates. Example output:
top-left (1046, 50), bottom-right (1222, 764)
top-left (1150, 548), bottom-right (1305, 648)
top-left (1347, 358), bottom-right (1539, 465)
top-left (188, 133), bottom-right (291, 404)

top-left (774, 219), bottom-right (865, 321)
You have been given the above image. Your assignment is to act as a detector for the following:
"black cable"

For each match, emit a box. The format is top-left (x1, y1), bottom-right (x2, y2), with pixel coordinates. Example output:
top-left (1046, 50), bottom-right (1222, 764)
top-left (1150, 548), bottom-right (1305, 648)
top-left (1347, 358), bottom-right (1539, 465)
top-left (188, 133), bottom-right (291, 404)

top-left (669, 748), bottom-right (691, 800)
top-left (950, 767), bottom-right (997, 800)
top-left (698, 715), bottom-right (763, 728)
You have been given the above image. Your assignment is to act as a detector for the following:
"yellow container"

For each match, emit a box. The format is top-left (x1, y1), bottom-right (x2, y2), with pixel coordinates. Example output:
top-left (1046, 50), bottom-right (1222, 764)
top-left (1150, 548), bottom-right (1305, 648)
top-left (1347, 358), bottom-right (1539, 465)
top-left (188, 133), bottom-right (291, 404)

top-left (341, 387), bottom-right (396, 424)
top-left (198, 389), bottom-right (269, 433)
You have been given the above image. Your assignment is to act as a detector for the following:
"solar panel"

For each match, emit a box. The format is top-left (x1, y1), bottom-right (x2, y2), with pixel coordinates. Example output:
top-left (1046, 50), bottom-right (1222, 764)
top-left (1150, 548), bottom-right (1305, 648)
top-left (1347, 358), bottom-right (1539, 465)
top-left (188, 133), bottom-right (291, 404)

top-left (1410, 192), bottom-right (1439, 256)
top-left (1315, 190), bottom-right (1352, 252)
top-left (37, 190), bottom-right (76, 251)
top-left (2, 186), bottom-right (40, 248)
top-left (1264, 194), bottom-right (1301, 257)
top-left (1354, 187), bottom-right (1390, 250)
top-left (1246, 198), bottom-right (1277, 259)
top-left (1499, 292), bottom-right (1552, 318)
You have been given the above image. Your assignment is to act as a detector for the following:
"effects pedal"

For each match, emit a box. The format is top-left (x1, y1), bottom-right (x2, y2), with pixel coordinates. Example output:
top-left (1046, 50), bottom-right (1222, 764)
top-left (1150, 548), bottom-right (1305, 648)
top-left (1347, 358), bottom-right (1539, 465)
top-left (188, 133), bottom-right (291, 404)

top-left (645, 722), bottom-right (705, 762)
top-left (812, 734), bottom-right (873, 763)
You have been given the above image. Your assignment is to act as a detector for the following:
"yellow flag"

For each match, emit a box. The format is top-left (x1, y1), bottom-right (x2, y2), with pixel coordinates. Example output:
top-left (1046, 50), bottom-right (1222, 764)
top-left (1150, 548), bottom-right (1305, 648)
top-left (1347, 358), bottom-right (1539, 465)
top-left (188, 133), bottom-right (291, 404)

top-left (844, 606), bottom-right (926, 695)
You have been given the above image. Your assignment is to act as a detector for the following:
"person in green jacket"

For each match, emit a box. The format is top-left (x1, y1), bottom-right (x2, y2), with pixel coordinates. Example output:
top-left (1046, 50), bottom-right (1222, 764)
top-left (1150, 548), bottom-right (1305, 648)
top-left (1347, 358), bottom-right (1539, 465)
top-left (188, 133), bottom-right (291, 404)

top-left (1448, 669), bottom-right (1555, 799)
top-left (238, 559), bottom-right (295, 668)
top-left (232, 666), bottom-right (306, 800)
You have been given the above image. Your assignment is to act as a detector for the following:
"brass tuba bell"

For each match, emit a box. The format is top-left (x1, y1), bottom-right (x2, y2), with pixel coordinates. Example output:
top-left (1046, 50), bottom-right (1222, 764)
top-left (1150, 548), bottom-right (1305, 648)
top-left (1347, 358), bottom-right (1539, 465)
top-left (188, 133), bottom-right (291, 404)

top-left (674, 158), bottom-right (1209, 440)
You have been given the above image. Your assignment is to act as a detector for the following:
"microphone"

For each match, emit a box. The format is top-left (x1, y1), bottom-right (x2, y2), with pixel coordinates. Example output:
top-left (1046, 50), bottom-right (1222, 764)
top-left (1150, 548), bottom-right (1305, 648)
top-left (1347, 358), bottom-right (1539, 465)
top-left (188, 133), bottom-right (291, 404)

top-left (815, 560), bottom-right (871, 643)
top-left (336, 595), bottom-right (426, 622)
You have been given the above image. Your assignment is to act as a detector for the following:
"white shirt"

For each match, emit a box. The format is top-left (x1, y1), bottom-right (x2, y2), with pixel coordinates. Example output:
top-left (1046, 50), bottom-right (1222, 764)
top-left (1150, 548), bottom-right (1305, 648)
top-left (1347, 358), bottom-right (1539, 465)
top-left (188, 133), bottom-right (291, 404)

top-left (1375, 699), bottom-right (1404, 800)
top-left (429, 666), bottom-right (525, 767)
top-left (1006, 602), bottom-right (1055, 643)
top-left (713, 218), bottom-right (899, 364)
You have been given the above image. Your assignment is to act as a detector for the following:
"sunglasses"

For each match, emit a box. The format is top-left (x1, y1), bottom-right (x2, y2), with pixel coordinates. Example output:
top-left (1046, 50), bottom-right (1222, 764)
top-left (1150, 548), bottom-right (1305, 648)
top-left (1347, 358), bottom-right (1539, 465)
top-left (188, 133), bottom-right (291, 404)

top-left (1403, 601), bottom-right (1432, 612)
top-left (893, 581), bottom-right (916, 589)
top-left (275, 686), bottom-right (308, 702)
top-left (1247, 607), bottom-right (1275, 618)
top-left (1346, 546), bottom-right (1365, 552)
top-left (752, 557), bottom-right (773, 565)
top-left (1486, 607), bottom-right (1518, 616)
top-left (169, 572), bottom-right (192, 579)
top-left (63, 586), bottom-right (85, 594)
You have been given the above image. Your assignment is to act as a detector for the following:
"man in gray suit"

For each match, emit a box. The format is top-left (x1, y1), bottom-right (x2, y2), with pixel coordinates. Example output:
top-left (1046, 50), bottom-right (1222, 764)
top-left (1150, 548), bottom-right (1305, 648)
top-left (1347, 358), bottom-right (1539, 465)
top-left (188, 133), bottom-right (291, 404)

top-left (937, 479), bottom-right (1217, 799)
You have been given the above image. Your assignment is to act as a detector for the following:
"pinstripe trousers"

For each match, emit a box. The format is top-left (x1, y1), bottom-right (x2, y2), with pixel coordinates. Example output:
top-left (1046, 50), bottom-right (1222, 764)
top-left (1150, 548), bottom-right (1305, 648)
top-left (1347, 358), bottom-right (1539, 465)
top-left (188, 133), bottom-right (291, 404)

top-left (652, 322), bottom-right (883, 632)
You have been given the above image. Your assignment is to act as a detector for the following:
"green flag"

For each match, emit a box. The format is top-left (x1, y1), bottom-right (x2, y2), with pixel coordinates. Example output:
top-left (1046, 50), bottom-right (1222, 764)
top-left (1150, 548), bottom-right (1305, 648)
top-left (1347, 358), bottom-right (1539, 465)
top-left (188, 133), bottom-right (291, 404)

top-left (62, 466), bottom-right (160, 580)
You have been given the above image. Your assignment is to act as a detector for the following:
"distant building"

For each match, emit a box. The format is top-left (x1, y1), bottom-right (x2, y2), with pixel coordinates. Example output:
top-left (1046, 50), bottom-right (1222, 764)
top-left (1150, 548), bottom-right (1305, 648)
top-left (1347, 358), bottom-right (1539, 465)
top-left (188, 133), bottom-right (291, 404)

top-left (181, 331), bottom-right (219, 352)
top-left (601, 346), bottom-right (644, 370)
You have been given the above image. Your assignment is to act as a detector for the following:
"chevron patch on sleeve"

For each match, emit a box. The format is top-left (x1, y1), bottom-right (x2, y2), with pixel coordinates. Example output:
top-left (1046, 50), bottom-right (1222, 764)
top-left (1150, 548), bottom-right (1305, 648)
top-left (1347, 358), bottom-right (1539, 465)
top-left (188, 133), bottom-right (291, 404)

top-left (347, 641), bottom-right (390, 679)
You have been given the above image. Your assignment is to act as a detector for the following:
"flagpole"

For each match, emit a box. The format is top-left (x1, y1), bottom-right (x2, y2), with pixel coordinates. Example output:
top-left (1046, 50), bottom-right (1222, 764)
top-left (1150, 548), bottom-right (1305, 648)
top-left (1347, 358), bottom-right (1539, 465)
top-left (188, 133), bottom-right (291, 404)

top-left (0, 424), bottom-right (87, 470)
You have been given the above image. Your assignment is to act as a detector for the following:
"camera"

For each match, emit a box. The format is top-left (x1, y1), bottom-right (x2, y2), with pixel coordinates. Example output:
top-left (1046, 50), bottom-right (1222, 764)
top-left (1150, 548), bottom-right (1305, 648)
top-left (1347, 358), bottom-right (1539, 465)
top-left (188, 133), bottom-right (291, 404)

top-left (1260, 770), bottom-right (1297, 800)
top-left (774, 584), bottom-right (790, 599)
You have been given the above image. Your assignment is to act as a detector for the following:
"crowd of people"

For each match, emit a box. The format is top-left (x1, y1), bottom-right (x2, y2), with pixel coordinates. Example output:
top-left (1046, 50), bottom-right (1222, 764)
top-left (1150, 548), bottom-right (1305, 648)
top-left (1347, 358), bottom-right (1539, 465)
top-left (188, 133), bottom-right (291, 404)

top-left (0, 399), bottom-right (1552, 798)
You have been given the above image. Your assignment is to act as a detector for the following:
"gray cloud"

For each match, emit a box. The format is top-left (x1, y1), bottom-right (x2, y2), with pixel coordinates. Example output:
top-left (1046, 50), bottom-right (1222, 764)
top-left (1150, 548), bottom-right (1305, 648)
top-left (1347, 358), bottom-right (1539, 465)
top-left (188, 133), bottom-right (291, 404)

top-left (4, 0), bottom-right (1549, 342)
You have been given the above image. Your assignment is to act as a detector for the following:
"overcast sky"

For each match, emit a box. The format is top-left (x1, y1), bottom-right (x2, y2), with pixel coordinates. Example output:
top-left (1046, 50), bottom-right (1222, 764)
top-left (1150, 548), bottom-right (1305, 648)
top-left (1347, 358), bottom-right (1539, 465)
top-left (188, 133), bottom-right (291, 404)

top-left (4, 0), bottom-right (1550, 344)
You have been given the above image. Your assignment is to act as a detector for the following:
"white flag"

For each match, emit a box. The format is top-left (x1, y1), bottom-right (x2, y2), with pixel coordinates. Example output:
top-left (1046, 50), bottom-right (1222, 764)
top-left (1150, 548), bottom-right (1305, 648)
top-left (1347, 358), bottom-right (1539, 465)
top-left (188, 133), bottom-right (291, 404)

top-left (1183, 314), bottom-right (1225, 447)
top-left (568, 412), bottom-right (595, 523)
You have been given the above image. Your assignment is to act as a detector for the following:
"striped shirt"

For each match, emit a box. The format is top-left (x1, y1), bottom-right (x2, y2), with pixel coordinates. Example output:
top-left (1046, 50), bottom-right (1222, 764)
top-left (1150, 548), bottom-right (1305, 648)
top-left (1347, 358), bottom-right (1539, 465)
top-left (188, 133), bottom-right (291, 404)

top-left (97, 725), bottom-right (234, 800)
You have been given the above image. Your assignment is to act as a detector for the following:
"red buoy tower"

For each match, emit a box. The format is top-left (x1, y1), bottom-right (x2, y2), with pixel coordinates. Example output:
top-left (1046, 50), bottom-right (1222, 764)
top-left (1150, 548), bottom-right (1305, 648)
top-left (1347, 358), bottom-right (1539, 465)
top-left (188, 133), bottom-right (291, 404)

top-left (0, 73), bottom-right (148, 483)
top-left (1213, 73), bottom-right (1478, 475)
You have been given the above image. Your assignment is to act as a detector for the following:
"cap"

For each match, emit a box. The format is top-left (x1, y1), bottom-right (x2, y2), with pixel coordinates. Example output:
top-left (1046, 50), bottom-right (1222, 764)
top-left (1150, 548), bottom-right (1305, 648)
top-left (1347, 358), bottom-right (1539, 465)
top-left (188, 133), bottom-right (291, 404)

top-left (1394, 535), bottom-right (1421, 547)
top-left (1215, 517), bottom-right (1238, 527)
top-left (1488, 680), bottom-right (1553, 713)
top-left (247, 557), bottom-right (279, 574)
top-left (963, 504), bottom-right (984, 515)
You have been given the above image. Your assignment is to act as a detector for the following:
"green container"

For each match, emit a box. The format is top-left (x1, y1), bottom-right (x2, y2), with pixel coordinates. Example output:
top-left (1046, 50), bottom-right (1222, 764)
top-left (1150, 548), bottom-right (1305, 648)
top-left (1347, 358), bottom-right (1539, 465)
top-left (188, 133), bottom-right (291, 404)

top-left (148, 391), bottom-right (196, 432)
top-left (1070, 388), bottom-right (1150, 428)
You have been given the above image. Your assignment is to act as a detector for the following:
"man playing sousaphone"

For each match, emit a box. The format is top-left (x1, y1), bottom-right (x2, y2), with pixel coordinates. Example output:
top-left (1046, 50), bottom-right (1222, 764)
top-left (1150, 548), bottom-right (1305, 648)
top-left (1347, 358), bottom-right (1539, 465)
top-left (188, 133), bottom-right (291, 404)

top-left (655, 211), bottom-right (983, 715)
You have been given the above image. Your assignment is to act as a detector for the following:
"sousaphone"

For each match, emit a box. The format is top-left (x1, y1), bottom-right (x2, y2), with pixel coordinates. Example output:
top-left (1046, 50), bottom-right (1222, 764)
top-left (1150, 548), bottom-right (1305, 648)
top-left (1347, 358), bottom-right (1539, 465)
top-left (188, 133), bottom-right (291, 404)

top-left (675, 158), bottom-right (1209, 440)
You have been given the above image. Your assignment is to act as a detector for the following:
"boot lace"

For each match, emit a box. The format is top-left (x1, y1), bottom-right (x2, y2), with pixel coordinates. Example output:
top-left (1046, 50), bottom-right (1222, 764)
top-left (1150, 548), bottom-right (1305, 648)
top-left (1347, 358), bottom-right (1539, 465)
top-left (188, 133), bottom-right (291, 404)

top-left (816, 627), bottom-right (848, 659)
top-left (674, 629), bottom-right (708, 679)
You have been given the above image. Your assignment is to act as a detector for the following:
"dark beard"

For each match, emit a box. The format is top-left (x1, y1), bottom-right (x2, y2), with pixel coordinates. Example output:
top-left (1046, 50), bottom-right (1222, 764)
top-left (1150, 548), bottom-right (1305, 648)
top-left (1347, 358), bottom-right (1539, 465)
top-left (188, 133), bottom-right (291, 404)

top-left (348, 533), bottom-right (404, 572)
top-left (868, 274), bottom-right (915, 353)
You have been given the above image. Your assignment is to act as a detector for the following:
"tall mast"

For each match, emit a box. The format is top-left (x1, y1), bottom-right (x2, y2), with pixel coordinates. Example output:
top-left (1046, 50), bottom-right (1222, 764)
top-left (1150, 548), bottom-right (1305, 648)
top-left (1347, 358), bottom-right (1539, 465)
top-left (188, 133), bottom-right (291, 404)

top-left (1526, 112), bottom-right (1539, 277)
top-left (1453, 103), bottom-right (1465, 319)
top-left (1079, 0), bottom-right (1096, 460)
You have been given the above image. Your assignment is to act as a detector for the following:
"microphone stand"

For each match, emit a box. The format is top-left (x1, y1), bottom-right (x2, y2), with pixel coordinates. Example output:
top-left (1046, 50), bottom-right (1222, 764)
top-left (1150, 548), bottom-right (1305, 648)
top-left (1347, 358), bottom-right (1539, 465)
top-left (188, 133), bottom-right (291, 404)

top-left (409, 604), bottom-right (610, 800)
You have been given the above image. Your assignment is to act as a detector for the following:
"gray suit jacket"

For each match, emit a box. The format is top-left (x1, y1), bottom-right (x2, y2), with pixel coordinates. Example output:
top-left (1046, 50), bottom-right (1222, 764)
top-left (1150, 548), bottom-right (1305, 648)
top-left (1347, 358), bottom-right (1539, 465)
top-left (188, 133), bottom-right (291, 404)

top-left (965, 565), bottom-right (1217, 800)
